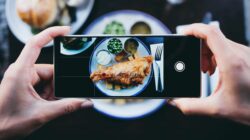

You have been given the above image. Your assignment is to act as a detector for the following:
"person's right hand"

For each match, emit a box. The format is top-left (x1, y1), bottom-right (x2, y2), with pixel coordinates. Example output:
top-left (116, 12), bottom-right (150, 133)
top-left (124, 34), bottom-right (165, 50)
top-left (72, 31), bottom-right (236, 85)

top-left (169, 23), bottom-right (250, 125)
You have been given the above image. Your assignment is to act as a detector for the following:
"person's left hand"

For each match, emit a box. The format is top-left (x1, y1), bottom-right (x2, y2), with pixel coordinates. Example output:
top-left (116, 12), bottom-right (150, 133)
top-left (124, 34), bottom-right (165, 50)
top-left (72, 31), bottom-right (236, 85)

top-left (0, 26), bottom-right (92, 140)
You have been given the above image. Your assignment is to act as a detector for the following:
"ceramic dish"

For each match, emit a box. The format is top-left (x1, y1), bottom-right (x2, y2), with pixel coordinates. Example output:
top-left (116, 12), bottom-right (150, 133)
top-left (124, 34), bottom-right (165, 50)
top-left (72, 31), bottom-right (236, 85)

top-left (6, 0), bottom-right (95, 47)
top-left (84, 10), bottom-right (171, 119)
top-left (89, 37), bottom-right (152, 96)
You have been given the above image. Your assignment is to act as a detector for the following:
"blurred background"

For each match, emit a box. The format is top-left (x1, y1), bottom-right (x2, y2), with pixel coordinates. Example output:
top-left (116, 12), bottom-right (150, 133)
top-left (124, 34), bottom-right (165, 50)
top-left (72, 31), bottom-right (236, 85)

top-left (0, 0), bottom-right (250, 140)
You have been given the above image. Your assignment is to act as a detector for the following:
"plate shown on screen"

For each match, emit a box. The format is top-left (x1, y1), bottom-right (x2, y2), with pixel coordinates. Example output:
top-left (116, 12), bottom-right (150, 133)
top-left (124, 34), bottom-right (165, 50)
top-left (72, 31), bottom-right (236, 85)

top-left (5, 0), bottom-right (94, 47)
top-left (84, 10), bottom-right (170, 119)
top-left (60, 38), bottom-right (96, 55)
top-left (89, 37), bottom-right (152, 96)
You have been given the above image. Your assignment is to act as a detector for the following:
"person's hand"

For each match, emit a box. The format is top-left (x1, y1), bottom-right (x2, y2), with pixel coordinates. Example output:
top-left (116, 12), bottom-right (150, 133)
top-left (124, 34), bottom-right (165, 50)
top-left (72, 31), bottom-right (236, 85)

top-left (169, 23), bottom-right (250, 125)
top-left (0, 26), bottom-right (93, 139)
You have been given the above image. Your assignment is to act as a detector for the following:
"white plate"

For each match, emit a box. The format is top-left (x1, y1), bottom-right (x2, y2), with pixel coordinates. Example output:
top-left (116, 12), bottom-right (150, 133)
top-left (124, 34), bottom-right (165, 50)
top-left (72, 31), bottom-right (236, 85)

top-left (84, 10), bottom-right (171, 119)
top-left (92, 99), bottom-right (165, 119)
top-left (84, 10), bottom-right (171, 35)
top-left (6, 0), bottom-right (94, 47)
top-left (60, 38), bottom-right (96, 55)
top-left (89, 37), bottom-right (152, 96)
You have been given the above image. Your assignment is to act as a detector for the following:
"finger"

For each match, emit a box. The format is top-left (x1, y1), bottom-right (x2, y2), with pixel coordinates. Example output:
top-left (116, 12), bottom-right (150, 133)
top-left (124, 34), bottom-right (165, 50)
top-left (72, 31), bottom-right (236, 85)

top-left (202, 56), bottom-right (208, 73)
top-left (39, 81), bottom-right (53, 100)
top-left (35, 64), bottom-right (54, 81)
top-left (182, 23), bottom-right (232, 67)
top-left (201, 46), bottom-right (210, 73)
top-left (32, 64), bottom-right (53, 86)
top-left (42, 99), bottom-right (93, 122)
top-left (168, 97), bottom-right (217, 116)
top-left (33, 64), bottom-right (54, 99)
top-left (16, 26), bottom-right (70, 67)
top-left (208, 56), bottom-right (217, 75)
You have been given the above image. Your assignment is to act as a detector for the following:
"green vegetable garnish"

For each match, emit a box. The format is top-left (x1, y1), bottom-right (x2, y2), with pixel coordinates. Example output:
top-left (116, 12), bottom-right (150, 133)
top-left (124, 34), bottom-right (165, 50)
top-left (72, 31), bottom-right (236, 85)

top-left (107, 38), bottom-right (123, 54)
top-left (103, 21), bottom-right (126, 35)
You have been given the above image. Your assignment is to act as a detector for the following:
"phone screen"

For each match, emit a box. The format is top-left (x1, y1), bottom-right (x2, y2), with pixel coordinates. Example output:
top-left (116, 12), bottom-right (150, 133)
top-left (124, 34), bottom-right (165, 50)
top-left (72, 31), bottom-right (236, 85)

top-left (54, 35), bottom-right (201, 98)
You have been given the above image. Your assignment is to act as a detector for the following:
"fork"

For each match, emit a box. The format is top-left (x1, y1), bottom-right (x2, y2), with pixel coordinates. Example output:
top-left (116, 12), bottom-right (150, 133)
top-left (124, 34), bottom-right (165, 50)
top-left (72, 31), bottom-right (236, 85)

top-left (155, 45), bottom-right (163, 92)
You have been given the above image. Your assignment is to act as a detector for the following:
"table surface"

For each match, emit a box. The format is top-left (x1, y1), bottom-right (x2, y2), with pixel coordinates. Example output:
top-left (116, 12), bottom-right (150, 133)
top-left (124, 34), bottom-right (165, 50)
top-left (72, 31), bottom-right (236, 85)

top-left (7, 0), bottom-right (250, 140)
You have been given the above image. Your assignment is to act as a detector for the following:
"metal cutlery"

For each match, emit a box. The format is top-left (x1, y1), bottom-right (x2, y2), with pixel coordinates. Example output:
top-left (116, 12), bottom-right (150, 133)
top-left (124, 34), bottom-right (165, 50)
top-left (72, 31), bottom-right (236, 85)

top-left (155, 45), bottom-right (163, 92)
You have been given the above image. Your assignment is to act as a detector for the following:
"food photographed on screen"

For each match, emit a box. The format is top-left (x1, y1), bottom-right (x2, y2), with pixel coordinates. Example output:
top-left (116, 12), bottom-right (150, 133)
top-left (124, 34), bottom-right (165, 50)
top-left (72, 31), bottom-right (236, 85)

top-left (90, 56), bottom-right (153, 86)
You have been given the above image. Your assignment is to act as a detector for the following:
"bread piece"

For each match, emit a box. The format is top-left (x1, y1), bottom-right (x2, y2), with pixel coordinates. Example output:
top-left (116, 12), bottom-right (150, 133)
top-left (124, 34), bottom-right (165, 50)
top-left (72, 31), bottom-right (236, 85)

top-left (16, 0), bottom-right (59, 28)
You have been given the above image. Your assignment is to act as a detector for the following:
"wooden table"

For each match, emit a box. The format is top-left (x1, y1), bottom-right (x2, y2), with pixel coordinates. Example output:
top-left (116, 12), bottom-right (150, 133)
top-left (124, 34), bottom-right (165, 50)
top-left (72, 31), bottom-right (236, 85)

top-left (8, 0), bottom-right (249, 139)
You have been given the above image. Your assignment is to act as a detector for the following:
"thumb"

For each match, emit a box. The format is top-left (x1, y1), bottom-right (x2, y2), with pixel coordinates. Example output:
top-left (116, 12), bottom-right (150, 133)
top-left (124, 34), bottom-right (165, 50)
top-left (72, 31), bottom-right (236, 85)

top-left (42, 98), bottom-right (93, 122)
top-left (168, 97), bottom-right (217, 116)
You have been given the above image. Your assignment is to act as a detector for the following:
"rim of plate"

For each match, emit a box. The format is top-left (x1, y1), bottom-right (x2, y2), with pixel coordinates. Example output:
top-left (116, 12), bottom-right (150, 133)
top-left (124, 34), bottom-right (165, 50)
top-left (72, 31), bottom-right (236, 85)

top-left (89, 37), bottom-right (153, 97)
top-left (6, 0), bottom-right (95, 47)
top-left (92, 99), bottom-right (166, 120)
top-left (83, 10), bottom-right (171, 34)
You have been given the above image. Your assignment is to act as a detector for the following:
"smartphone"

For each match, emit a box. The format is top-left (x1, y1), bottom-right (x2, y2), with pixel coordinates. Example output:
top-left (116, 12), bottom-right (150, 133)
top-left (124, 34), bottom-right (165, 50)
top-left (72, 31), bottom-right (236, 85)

top-left (54, 35), bottom-right (201, 98)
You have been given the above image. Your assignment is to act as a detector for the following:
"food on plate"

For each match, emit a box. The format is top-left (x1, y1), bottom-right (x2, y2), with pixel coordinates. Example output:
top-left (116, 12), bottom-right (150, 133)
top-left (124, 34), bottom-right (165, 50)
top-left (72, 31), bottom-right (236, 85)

top-left (90, 56), bottom-right (153, 86)
top-left (124, 38), bottom-right (139, 54)
top-left (16, 0), bottom-right (59, 29)
top-left (130, 21), bottom-right (152, 34)
top-left (95, 52), bottom-right (148, 106)
top-left (107, 38), bottom-right (123, 54)
top-left (16, 0), bottom-right (77, 33)
top-left (105, 82), bottom-right (113, 90)
top-left (103, 21), bottom-right (126, 35)
top-left (96, 50), bottom-right (112, 66)
top-left (62, 37), bottom-right (92, 50)
top-left (114, 50), bottom-right (129, 62)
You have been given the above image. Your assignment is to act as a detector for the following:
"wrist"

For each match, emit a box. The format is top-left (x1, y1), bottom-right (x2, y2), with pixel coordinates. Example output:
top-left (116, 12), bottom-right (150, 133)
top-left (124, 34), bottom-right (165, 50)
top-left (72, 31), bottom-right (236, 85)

top-left (0, 113), bottom-right (43, 139)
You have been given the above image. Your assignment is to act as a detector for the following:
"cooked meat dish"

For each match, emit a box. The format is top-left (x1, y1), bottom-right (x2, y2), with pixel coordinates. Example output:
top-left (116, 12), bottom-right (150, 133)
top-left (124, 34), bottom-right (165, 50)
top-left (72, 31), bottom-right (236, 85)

top-left (90, 56), bottom-right (153, 86)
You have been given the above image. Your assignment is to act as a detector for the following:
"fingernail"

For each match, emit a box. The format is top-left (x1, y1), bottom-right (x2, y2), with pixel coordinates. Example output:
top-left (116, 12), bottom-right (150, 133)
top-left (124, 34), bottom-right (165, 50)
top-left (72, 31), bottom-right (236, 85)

top-left (177, 25), bottom-right (191, 35)
top-left (177, 26), bottom-right (186, 35)
top-left (62, 26), bottom-right (71, 33)
top-left (67, 26), bottom-right (71, 30)
top-left (167, 99), bottom-right (177, 107)
top-left (81, 100), bottom-right (93, 108)
top-left (62, 25), bottom-right (70, 28)
top-left (208, 71), bottom-right (211, 76)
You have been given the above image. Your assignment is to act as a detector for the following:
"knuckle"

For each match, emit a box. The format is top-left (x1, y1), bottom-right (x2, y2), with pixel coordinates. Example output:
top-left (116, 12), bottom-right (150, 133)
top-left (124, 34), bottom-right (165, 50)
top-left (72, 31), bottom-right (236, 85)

top-left (209, 105), bottom-right (221, 117)
top-left (179, 105), bottom-right (192, 115)
top-left (28, 108), bottom-right (49, 126)
top-left (229, 57), bottom-right (245, 72)
top-left (64, 103), bottom-right (76, 114)
top-left (27, 37), bottom-right (37, 46)
top-left (46, 27), bottom-right (55, 31)
top-left (2, 63), bottom-right (31, 84)
top-left (205, 25), bottom-right (220, 36)
top-left (27, 35), bottom-right (43, 49)
top-left (8, 63), bottom-right (15, 69)
top-left (3, 63), bottom-right (20, 81)
top-left (35, 114), bottom-right (47, 125)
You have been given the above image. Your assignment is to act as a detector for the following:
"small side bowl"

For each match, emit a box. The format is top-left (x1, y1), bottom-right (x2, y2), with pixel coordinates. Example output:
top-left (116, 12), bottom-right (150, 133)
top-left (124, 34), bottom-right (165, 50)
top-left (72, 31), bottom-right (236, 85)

top-left (95, 50), bottom-right (113, 66)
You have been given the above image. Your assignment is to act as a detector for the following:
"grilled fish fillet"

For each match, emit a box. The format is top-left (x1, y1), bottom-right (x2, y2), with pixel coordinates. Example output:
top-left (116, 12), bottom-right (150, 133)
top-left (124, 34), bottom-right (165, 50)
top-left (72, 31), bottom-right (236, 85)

top-left (90, 56), bottom-right (153, 85)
